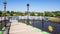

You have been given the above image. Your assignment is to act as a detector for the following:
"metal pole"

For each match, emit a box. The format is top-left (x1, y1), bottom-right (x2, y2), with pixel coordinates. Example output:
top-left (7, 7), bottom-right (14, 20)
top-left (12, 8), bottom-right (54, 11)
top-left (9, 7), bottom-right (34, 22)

top-left (4, 0), bottom-right (7, 27)
top-left (42, 12), bottom-right (44, 31)
top-left (0, 13), bottom-right (2, 30)
top-left (27, 4), bottom-right (29, 25)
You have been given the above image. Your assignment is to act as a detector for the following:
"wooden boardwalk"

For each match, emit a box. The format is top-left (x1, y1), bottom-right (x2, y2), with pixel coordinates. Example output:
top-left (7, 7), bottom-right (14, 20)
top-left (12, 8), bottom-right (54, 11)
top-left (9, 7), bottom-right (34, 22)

top-left (9, 21), bottom-right (43, 34)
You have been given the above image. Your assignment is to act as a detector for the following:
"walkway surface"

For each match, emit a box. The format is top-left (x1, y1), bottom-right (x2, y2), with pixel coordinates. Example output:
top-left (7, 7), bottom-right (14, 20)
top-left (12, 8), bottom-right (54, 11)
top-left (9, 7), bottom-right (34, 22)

top-left (9, 20), bottom-right (43, 34)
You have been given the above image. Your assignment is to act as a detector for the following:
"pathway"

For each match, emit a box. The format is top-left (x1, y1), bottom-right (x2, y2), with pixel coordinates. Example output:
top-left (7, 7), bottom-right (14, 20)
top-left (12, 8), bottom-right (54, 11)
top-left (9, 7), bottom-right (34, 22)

top-left (9, 21), bottom-right (43, 34)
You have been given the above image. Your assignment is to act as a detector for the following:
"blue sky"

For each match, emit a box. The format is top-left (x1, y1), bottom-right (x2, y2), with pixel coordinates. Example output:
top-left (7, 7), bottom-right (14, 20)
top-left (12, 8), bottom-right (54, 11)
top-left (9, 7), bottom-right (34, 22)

top-left (0, 0), bottom-right (60, 12)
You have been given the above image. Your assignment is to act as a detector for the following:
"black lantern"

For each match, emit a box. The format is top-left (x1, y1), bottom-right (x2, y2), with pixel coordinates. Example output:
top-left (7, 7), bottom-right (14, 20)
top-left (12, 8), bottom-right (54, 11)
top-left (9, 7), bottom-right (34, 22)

top-left (27, 4), bottom-right (29, 6)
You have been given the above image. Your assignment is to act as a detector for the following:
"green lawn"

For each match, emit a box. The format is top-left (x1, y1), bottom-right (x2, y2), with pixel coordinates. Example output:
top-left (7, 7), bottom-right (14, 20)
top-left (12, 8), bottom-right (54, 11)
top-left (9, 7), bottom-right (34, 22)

top-left (0, 27), bottom-right (5, 34)
top-left (0, 31), bottom-right (3, 34)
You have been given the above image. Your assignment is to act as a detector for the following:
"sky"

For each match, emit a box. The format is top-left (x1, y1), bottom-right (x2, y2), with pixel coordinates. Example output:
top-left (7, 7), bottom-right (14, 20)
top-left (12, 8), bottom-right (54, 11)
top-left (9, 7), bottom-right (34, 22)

top-left (0, 0), bottom-right (60, 12)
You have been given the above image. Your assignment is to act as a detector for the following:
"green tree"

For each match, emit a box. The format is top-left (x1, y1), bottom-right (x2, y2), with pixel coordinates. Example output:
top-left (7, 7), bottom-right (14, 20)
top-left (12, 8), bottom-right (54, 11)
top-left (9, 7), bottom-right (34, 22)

top-left (0, 11), bottom-right (2, 16)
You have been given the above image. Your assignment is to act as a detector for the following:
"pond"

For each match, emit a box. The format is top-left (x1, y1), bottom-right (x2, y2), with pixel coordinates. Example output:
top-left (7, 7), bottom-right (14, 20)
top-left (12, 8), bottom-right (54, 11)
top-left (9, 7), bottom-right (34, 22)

top-left (32, 20), bottom-right (60, 34)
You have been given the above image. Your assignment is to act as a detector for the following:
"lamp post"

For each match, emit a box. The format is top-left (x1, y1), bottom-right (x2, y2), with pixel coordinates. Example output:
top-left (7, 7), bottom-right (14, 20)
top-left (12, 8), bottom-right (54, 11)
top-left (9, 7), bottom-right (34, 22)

top-left (42, 12), bottom-right (45, 31)
top-left (27, 4), bottom-right (29, 25)
top-left (4, 0), bottom-right (7, 27)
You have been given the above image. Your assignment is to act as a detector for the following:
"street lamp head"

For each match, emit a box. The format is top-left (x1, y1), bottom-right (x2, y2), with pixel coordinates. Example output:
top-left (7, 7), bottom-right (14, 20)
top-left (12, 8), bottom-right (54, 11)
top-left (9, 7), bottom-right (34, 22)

top-left (4, 2), bottom-right (7, 4)
top-left (4, 0), bottom-right (7, 4)
top-left (27, 4), bottom-right (29, 6)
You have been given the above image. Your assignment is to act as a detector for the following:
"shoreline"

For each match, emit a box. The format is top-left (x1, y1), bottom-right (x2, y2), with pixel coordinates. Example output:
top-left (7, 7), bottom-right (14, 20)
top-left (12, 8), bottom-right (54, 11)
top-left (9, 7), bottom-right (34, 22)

top-left (48, 17), bottom-right (60, 23)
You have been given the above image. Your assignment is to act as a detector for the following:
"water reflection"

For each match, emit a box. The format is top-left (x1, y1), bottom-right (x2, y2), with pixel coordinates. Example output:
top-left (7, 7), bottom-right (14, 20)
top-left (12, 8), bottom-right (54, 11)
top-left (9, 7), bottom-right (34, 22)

top-left (32, 20), bottom-right (60, 34)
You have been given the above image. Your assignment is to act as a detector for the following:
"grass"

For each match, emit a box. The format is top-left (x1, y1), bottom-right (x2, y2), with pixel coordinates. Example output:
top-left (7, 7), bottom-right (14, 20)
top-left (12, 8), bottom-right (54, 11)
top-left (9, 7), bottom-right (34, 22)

top-left (0, 31), bottom-right (3, 34)
top-left (48, 17), bottom-right (60, 24)
top-left (2, 27), bottom-right (5, 31)
top-left (0, 27), bottom-right (5, 34)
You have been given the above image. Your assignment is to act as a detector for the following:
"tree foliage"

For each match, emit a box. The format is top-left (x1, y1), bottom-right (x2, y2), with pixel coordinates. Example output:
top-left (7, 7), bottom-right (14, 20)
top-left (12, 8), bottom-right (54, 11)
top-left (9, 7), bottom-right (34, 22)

top-left (0, 10), bottom-right (60, 18)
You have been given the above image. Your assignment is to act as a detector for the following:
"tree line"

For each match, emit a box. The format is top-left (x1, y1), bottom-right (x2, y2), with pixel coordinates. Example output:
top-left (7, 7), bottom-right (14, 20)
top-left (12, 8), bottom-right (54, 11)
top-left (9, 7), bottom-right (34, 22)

top-left (0, 11), bottom-right (60, 18)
